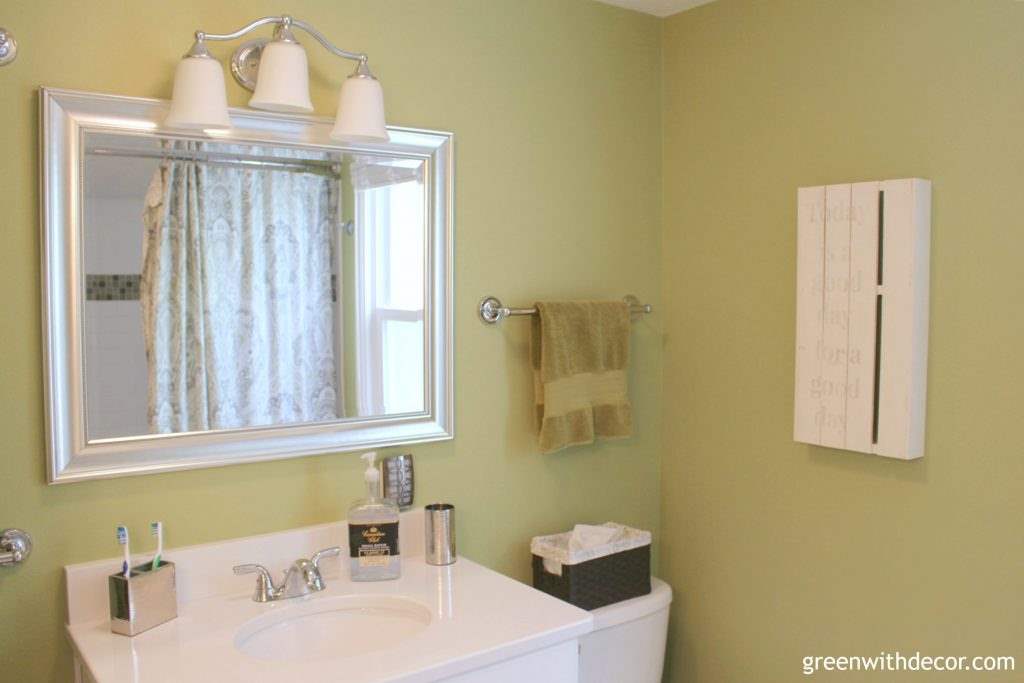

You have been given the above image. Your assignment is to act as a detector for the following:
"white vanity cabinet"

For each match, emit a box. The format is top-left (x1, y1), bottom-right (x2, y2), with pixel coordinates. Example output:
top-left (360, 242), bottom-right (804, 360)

top-left (432, 641), bottom-right (579, 682)
top-left (73, 641), bottom-right (580, 683)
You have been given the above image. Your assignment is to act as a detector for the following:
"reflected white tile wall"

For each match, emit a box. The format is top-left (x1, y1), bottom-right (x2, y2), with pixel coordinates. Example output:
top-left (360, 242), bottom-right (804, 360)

top-left (84, 301), bottom-right (148, 439)
top-left (82, 155), bottom-right (157, 440)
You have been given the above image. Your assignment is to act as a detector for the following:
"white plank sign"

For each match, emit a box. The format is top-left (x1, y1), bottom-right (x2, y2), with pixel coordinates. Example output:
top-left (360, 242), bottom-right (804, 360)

top-left (794, 178), bottom-right (930, 459)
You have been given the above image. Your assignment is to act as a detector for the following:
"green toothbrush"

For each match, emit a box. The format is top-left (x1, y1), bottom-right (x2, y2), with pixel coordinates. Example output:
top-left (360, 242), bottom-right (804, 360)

top-left (150, 521), bottom-right (163, 570)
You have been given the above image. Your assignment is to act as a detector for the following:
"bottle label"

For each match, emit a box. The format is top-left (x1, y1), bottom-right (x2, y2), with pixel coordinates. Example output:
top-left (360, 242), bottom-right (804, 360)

top-left (348, 522), bottom-right (399, 568)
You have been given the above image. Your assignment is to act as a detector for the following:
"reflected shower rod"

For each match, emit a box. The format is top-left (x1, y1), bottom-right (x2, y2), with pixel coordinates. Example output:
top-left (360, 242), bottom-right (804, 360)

top-left (86, 147), bottom-right (343, 178)
top-left (478, 295), bottom-right (652, 325)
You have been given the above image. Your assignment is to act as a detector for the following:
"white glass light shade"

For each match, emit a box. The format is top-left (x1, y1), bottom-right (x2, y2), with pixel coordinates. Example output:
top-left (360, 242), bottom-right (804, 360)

top-left (330, 74), bottom-right (389, 143)
top-left (163, 56), bottom-right (231, 131)
top-left (249, 41), bottom-right (314, 113)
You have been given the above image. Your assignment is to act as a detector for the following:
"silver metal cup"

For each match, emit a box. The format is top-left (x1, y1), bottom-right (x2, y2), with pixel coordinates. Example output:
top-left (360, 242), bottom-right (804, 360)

top-left (424, 503), bottom-right (456, 566)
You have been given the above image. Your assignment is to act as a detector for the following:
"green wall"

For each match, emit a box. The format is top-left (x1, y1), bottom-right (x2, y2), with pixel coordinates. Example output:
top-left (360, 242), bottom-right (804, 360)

top-left (660, 1), bottom-right (1023, 681)
top-left (8, 1), bottom-right (1020, 681)
top-left (0, 2), bottom-right (662, 680)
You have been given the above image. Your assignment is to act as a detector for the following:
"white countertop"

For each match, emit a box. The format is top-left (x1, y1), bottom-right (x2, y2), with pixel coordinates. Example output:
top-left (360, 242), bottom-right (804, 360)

top-left (65, 511), bottom-right (593, 683)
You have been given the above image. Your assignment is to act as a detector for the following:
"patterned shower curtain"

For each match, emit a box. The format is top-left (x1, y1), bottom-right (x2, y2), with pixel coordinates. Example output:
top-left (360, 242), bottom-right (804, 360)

top-left (140, 142), bottom-right (339, 433)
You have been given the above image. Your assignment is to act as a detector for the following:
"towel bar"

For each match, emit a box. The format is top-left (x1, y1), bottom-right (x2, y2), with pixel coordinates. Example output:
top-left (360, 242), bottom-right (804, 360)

top-left (478, 295), bottom-right (652, 325)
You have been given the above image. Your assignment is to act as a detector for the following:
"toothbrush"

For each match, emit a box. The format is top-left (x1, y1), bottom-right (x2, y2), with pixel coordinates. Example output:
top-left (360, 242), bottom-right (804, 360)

top-left (116, 525), bottom-right (131, 578)
top-left (150, 521), bottom-right (163, 570)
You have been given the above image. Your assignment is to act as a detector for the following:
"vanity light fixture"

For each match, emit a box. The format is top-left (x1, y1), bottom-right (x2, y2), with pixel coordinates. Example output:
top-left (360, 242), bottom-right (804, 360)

top-left (164, 15), bottom-right (387, 142)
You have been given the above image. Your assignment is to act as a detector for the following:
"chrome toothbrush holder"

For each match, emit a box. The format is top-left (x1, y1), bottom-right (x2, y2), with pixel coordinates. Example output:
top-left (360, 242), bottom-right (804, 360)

top-left (382, 453), bottom-right (414, 509)
top-left (425, 503), bottom-right (456, 566)
top-left (108, 560), bottom-right (177, 636)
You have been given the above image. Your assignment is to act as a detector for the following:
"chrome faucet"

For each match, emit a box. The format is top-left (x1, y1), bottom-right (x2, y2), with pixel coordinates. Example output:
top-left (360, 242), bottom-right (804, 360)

top-left (233, 546), bottom-right (342, 602)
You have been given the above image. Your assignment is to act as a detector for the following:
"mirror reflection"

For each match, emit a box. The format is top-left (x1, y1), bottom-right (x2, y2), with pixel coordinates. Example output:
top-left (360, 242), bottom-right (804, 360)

top-left (82, 131), bottom-right (426, 441)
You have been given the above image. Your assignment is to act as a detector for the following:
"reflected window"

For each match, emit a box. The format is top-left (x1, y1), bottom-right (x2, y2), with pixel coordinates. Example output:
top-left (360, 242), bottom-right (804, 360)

top-left (353, 158), bottom-right (426, 415)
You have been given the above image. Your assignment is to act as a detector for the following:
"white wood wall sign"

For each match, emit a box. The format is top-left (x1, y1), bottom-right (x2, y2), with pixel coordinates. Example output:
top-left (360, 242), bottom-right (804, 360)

top-left (794, 178), bottom-right (930, 460)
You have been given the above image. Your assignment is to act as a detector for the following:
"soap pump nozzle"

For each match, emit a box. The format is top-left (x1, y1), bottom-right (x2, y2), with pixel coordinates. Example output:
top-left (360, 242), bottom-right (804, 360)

top-left (361, 451), bottom-right (380, 497)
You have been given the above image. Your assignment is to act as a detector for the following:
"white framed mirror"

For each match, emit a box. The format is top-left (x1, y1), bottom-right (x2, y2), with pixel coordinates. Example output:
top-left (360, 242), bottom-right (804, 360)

top-left (41, 88), bottom-right (453, 483)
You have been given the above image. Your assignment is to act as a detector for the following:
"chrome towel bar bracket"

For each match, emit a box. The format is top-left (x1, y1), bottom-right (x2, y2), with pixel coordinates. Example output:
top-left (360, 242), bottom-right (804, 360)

top-left (0, 529), bottom-right (32, 566)
top-left (0, 28), bottom-right (17, 66)
top-left (478, 295), bottom-right (652, 325)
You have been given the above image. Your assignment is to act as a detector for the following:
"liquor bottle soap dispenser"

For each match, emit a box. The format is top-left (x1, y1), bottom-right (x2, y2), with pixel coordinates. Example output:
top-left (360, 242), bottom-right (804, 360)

top-left (347, 452), bottom-right (401, 581)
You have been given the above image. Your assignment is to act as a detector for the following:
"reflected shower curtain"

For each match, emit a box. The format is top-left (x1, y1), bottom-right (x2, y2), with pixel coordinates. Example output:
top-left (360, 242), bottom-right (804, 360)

top-left (141, 142), bottom-right (338, 433)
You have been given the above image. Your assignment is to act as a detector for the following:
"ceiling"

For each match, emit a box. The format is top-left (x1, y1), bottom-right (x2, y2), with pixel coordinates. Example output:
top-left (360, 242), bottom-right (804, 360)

top-left (594, 0), bottom-right (717, 18)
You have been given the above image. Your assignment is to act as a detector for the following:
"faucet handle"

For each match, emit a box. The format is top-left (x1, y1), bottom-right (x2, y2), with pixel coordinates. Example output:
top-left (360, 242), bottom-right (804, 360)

top-left (233, 562), bottom-right (272, 577)
top-left (311, 546), bottom-right (342, 572)
top-left (233, 563), bottom-right (279, 602)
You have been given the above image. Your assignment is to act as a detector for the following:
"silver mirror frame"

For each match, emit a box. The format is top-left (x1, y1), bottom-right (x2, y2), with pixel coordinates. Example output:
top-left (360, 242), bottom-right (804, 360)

top-left (40, 88), bottom-right (453, 483)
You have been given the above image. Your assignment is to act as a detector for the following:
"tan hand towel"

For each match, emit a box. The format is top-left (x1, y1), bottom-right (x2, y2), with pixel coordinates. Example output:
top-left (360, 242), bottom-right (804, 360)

top-left (531, 301), bottom-right (633, 453)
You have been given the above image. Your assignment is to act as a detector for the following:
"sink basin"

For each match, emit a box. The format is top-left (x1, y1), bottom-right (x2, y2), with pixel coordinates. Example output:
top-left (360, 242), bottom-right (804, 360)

top-left (234, 595), bottom-right (432, 662)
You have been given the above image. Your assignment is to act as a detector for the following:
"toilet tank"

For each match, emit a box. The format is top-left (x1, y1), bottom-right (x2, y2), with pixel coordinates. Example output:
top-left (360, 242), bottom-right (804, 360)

top-left (579, 577), bottom-right (672, 683)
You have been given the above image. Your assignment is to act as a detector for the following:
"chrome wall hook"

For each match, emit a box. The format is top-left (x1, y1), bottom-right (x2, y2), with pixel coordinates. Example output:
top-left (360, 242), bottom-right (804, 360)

top-left (0, 28), bottom-right (17, 66)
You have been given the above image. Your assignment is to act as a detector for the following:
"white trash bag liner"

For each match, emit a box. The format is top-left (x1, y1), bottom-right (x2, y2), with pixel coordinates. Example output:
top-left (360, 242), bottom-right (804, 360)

top-left (531, 523), bottom-right (651, 577)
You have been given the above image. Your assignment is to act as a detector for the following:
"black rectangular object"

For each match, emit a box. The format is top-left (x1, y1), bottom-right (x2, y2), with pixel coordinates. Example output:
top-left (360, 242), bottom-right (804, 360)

top-left (532, 544), bottom-right (651, 610)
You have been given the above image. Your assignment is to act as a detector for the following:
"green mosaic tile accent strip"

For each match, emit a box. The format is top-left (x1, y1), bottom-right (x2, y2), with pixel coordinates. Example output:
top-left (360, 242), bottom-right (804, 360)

top-left (85, 274), bottom-right (340, 302)
top-left (85, 274), bottom-right (141, 301)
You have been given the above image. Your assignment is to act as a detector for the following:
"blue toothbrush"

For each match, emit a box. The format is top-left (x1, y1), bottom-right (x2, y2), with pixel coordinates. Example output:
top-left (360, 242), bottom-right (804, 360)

top-left (116, 525), bottom-right (130, 578)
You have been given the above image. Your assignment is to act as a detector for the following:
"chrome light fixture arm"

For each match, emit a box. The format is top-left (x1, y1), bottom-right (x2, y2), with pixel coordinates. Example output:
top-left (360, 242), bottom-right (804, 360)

top-left (192, 15), bottom-right (368, 62)
top-left (187, 16), bottom-right (372, 93)
top-left (289, 18), bottom-right (367, 63)
top-left (195, 16), bottom-right (289, 44)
